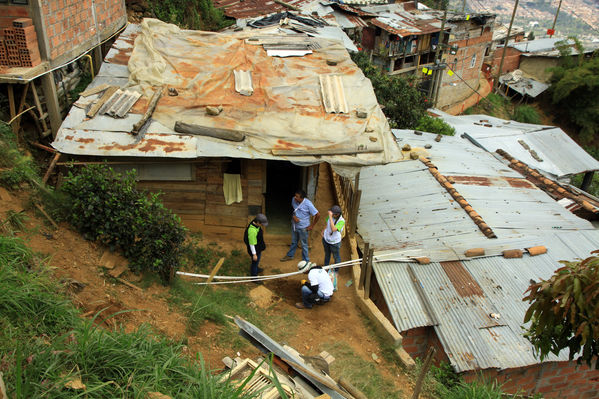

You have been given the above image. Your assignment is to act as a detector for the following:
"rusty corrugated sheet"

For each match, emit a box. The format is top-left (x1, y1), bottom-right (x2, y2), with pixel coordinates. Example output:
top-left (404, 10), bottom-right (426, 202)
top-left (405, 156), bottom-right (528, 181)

top-left (440, 261), bottom-right (483, 297)
top-left (212, 0), bottom-right (311, 19)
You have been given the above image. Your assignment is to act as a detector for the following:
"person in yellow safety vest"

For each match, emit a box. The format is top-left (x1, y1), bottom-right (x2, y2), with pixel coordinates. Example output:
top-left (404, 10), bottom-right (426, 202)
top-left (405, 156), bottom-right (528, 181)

top-left (244, 213), bottom-right (268, 277)
top-left (322, 205), bottom-right (344, 290)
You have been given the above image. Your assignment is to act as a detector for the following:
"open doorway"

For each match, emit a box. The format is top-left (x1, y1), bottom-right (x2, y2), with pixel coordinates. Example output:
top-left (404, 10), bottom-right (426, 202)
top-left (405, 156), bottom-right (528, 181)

top-left (265, 161), bottom-right (302, 235)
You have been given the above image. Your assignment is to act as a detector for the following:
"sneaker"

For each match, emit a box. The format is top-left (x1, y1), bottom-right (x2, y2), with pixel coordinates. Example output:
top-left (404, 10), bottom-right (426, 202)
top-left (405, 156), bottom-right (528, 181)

top-left (252, 280), bottom-right (263, 285)
top-left (280, 255), bottom-right (294, 262)
top-left (295, 302), bottom-right (311, 309)
top-left (257, 267), bottom-right (264, 274)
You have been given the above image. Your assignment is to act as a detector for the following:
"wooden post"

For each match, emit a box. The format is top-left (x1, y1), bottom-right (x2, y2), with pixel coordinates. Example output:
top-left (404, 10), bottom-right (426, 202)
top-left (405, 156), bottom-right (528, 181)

top-left (363, 247), bottom-right (374, 300)
top-left (40, 72), bottom-right (63, 138)
top-left (42, 152), bottom-right (61, 184)
top-left (93, 45), bottom-right (103, 74)
top-left (206, 257), bottom-right (225, 284)
top-left (337, 377), bottom-right (368, 399)
top-left (7, 85), bottom-right (16, 133)
top-left (30, 80), bottom-right (51, 137)
top-left (411, 347), bottom-right (436, 399)
top-left (350, 189), bottom-right (361, 237)
top-left (358, 242), bottom-right (370, 290)
top-left (13, 83), bottom-right (30, 136)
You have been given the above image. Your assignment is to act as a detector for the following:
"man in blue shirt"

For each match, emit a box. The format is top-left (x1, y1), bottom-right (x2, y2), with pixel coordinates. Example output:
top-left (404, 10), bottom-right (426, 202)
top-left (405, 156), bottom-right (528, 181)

top-left (280, 189), bottom-right (320, 262)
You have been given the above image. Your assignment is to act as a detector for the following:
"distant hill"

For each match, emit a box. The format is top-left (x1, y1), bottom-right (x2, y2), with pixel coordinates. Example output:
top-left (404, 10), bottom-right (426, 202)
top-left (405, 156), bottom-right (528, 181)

top-left (449, 0), bottom-right (599, 40)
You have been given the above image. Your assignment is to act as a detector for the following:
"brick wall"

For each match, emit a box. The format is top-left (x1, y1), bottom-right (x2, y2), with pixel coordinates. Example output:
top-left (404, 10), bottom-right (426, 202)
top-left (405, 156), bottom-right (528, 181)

top-left (0, 5), bottom-right (29, 30)
top-left (462, 360), bottom-right (599, 398)
top-left (40, 0), bottom-right (126, 61)
top-left (491, 46), bottom-right (521, 75)
top-left (400, 327), bottom-right (449, 366)
top-left (436, 29), bottom-right (492, 109)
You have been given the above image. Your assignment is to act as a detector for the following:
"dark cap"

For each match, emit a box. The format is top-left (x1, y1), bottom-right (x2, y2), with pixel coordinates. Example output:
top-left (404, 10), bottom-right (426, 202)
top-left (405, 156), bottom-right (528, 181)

top-left (255, 213), bottom-right (268, 226)
top-left (329, 205), bottom-right (342, 215)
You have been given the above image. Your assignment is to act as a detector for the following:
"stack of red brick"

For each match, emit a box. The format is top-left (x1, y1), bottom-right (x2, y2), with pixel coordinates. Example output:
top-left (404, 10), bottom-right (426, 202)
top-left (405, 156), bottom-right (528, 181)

top-left (0, 18), bottom-right (41, 68)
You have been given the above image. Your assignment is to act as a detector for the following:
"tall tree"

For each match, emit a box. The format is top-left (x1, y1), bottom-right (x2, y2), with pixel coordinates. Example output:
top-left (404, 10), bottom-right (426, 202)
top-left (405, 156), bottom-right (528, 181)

top-left (523, 252), bottom-right (599, 369)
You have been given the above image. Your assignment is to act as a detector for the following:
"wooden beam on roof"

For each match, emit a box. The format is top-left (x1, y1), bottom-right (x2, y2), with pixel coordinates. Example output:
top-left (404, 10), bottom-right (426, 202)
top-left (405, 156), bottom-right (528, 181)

top-left (272, 146), bottom-right (382, 156)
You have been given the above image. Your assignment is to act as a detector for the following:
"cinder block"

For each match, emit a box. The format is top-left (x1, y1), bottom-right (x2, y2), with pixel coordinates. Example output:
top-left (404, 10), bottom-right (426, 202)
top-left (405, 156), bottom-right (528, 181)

top-left (12, 18), bottom-right (33, 28)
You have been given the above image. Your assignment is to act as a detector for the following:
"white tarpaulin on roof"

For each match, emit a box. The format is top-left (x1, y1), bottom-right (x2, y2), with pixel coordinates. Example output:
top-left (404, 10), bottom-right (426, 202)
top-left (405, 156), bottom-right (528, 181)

top-left (52, 18), bottom-right (400, 172)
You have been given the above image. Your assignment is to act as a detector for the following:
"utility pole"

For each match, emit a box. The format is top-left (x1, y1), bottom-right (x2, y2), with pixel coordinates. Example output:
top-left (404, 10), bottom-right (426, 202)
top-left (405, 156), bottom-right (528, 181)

top-left (494, 0), bottom-right (520, 91)
top-left (431, 7), bottom-right (448, 107)
top-left (550, 0), bottom-right (563, 38)
top-left (462, 0), bottom-right (466, 14)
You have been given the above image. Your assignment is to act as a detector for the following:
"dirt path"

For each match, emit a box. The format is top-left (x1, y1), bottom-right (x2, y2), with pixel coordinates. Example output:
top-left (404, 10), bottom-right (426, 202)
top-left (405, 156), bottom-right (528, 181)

top-left (1, 166), bottom-right (414, 397)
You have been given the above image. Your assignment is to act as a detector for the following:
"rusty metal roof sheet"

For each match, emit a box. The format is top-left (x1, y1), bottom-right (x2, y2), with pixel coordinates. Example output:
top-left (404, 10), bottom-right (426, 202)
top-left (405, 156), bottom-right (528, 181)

top-left (361, 3), bottom-right (444, 37)
top-left (213, 0), bottom-right (311, 19)
top-left (52, 20), bottom-right (399, 167)
top-left (372, 228), bottom-right (599, 372)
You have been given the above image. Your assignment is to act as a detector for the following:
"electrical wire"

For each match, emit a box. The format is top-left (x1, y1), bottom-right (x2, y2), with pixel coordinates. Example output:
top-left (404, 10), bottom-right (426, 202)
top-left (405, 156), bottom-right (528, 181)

top-left (177, 250), bottom-right (417, 286)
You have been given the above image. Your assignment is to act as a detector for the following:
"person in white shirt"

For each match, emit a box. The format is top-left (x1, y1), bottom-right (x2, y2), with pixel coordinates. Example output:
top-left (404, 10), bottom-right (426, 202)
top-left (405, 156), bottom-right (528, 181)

top-left (295, 261), bottom-right (334, 309)
top-left (322, 205), bottom-right (345, 269)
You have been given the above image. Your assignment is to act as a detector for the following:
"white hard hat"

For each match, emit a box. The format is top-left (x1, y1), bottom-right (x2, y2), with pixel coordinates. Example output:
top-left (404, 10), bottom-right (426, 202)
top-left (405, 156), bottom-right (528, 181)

top-left (297, 260), bottom-right (314, 273)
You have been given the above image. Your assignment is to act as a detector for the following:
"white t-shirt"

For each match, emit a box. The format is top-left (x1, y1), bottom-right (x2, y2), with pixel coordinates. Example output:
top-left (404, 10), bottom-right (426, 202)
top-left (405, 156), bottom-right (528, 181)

top-left (323, 215), bottom-right (345, 244)
top-left (308, 267), bottom-right (334, 297)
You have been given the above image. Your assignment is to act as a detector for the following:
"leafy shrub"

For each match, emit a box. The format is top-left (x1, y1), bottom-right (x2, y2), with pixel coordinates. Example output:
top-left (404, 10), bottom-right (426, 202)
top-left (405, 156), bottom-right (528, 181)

top-left (60, 164), bottom-right (186, 283)
top-left (513, 105), bottom-right (542, 125)
top-left (148, 0), bottom-right (233, 31)
top-left (0, 122), bottom-right (39, 189)
top-left (351, 51), bottom-right (428, 129)
top-left (438, 379), bottom-right (507, 399)
top-left (415, 116), bottom-right (456, 136)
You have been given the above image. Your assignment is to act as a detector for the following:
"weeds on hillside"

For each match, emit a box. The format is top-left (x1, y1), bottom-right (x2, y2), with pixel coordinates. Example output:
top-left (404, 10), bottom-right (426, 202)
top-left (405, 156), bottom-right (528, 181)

top-left (0, 233), bottom-right (272, 399)
top-left (513, 105), bottom-right (542, 125)
top-left (0, 122), bottom-right (38, 189)
top-left (322, 340), bottom-right (404, 399)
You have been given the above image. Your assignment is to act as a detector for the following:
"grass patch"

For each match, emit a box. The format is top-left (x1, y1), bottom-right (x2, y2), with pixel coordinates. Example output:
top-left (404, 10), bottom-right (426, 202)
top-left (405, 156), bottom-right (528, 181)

top-left (0, 122), bottom-right (39, 189)
top-left (513, 105), bottom-right (542, 124)
top-left (0, 232), bottom-right (268, 398)
top-left (322, 341), bottom-right (403, 399)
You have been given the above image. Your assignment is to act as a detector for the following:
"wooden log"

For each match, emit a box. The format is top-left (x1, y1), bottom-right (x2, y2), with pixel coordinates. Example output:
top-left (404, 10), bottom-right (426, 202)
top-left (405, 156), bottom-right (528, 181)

top-left (115, 277), bottom-right (142, 291)
top-left (87, 86), bottom-right (118, 118)
top-left (42, 152), bottom-right (61, 184)
top-left (34, 203), bottom-right (59, 229)
top-left (337, 377), bottom-right (367, 399)
top-left (412, 347), bottom-right (436, 399)
top-left (358, 242), bottom-right (370, 290)
top-left (132, 86), bottom-right (164, 135)
top-left (174, 121), bottom-right (245, 142)
top-left (29, 141), bottom-right (56, 153)
top-left (79, 83), bottom-right (110, 97)
top-left (272, 146), bottom-right (382, 156)
top-left (274, 0), bottom-right (301, 10)
top-left (207, 257), bottom-right (225, 283)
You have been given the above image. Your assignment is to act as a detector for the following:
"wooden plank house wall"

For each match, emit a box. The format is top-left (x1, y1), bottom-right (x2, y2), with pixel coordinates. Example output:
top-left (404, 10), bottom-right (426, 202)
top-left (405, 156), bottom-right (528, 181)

top-left (136, 158), bottom-right (266, 231)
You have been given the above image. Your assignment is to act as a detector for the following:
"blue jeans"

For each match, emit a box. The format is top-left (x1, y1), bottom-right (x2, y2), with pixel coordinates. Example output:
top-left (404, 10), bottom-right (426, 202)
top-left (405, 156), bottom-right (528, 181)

top-left (322, 238), bottom-right (341, 270)
top-left (250, 252), bottom-right (262, 276)
top-left (286, 227), bottom-right (309, 261)
top-left (301, 285), bottom-right (331, 308)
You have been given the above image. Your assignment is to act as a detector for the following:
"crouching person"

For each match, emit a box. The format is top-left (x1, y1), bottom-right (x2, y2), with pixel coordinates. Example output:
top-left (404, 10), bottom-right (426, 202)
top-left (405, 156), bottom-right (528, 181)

top-left (295, 261), bottom-right (334, 309)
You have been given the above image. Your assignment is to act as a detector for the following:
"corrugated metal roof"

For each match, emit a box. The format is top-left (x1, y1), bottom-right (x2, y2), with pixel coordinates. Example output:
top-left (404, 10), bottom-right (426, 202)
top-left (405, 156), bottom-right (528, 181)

top-left (435, 112), bottom-right (599, 178)
top-left (499, 73), bottom-right (549, 98)
top-left (361, 3), bottom-right (446, 37)
top-left (362, 128), bottom-right (599, 372)
top-left (374, 229), bottom-right (599, 372)
top-left (508, 38), bottom-right (572, 53)
top-left (213, 0), bottom-right (311, 19)
top-left (52, 20), bottom-right (399, 168)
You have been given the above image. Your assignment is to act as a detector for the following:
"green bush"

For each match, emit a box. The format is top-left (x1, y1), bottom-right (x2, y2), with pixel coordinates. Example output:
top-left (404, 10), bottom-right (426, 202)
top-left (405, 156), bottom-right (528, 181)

top-left (60, 164), bottom-right (187, 283)
top-left (415, 116), bottom-right (456, 136)
top-left (148, 0), bottom-right (233, 31)
top-left (513, 105), bottom-right (542, 125)
top-left (351, 51), bottom-right (428, 129)
top-left (0, 122), bottom-right (39, 189)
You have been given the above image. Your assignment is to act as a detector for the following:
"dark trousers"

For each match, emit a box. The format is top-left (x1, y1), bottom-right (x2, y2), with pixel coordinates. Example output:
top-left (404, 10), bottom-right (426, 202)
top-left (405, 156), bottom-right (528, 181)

top-left (250, 252), bottom-right (262, 276)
